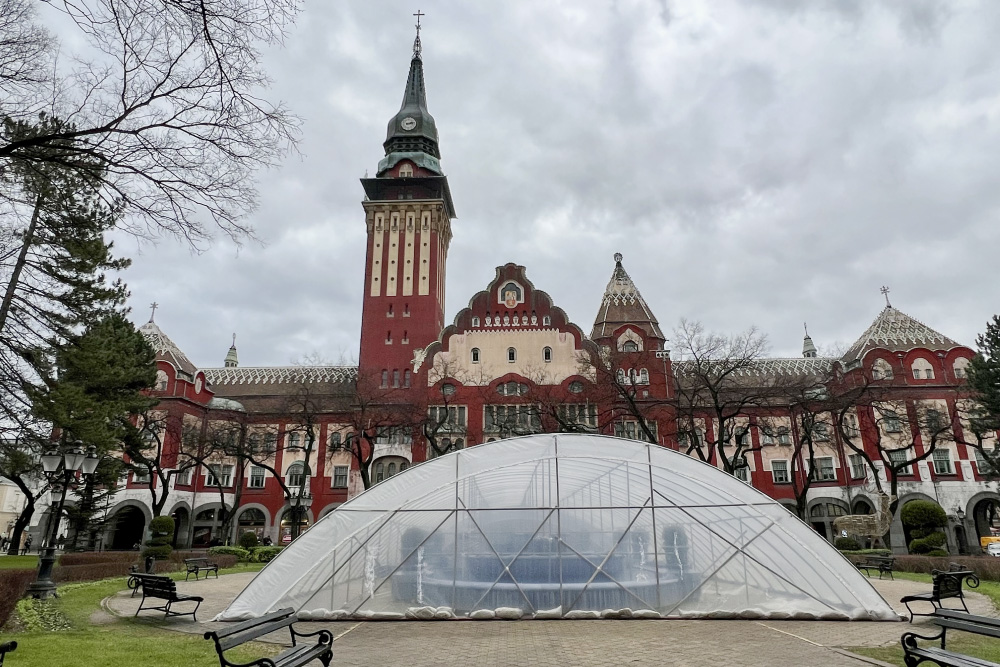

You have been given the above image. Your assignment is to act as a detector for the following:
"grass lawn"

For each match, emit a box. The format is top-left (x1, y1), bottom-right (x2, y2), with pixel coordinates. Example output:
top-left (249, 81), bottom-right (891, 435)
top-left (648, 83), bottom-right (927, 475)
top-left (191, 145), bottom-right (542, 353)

top-left (0, 555), bottom-right (37, 570)
top-left (850, 571), bottom-right (1000, 667)
top-left (1, 564), bottom-right (275, 667)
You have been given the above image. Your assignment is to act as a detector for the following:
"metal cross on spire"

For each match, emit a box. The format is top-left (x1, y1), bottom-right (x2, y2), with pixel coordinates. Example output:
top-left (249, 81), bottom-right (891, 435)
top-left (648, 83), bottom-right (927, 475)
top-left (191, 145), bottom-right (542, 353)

top-left (149, 302), bottom-right (158, 322)
top-left (413, 10), bottom-right (424, 58)
top-left (880, 286), bottom-right (891, 308)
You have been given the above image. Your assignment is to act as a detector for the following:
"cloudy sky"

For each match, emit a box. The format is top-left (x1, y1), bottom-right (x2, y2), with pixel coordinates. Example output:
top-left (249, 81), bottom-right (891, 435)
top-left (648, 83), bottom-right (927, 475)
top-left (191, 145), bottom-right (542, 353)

top-left (103, 1), bottom-right (1000, 368)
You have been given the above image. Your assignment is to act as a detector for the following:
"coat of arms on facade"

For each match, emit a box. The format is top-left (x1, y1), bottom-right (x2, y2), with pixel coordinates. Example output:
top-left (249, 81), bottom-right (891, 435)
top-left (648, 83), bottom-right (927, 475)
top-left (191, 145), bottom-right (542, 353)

top-left (499, 281), bottom-right (523, 308)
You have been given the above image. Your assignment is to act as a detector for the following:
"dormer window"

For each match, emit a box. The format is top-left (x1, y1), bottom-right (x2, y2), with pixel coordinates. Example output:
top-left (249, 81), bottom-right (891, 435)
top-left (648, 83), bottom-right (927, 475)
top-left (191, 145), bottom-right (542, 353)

top-left (872, 358), bottom-right (893, 380)
top-left (622, 341), bottom-right (639, 352)
top-left (398, 163), bottom-right (413, 177)
top-left (155, 369), bottom-right (169, 391)
top-left (911, 358), bottom-right (934, 380)
top-left (954, 357), bottom-right (970, 379)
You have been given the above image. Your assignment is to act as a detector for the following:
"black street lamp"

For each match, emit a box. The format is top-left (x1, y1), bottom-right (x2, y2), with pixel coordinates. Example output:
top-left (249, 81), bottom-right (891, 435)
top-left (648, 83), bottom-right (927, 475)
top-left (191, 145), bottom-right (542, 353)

top-left (25, 441), bottom-right (99, 599)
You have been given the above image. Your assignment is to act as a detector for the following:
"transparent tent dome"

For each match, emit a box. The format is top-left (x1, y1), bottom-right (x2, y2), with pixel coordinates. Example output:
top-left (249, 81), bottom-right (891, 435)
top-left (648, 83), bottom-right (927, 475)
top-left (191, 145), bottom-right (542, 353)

top-left (219, 434), bottom-right (898, 621)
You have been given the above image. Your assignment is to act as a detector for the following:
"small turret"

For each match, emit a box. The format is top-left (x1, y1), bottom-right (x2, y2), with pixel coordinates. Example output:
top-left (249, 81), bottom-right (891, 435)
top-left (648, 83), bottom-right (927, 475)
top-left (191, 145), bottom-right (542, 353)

top-left (802, 323), bottom-right (817, 358)
top-left (224, 333), bottom-right (239, 368)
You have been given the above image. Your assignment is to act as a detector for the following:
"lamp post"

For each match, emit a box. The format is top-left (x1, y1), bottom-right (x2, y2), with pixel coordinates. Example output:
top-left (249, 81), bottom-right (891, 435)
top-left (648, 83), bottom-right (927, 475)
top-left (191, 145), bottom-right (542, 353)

top-left (25, 441), bottom-right (99, 598)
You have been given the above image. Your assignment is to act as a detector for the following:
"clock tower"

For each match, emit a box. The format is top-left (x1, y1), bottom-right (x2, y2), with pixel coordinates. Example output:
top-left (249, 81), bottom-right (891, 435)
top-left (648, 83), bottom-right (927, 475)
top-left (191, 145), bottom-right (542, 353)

top-left (359, 24), bottom-right (456, 388)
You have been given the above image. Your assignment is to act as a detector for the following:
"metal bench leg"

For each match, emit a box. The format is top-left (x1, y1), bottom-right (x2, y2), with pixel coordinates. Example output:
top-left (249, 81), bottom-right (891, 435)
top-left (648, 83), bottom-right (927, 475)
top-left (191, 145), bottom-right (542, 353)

top-left (320, 648), bottom-right (332, 667)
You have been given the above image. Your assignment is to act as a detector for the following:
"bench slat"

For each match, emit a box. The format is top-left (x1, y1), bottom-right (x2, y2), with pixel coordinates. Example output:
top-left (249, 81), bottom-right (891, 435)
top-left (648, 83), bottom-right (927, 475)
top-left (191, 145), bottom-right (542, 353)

top-left (907, 647), bottom-right (998, 667)
top-left (217, 616), bottom-right (298, 652)
top-left (207, 607), bottom-right (296, 641)
top-left (275, 643), bottom-right (331, 667)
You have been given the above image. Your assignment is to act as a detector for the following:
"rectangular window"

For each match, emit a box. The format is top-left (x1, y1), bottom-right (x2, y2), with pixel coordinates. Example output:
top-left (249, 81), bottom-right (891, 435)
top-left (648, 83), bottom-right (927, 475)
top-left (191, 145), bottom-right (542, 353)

top-left (557, 404), bottom-right (598, 430)
top-left (484, 405), bottom-right (540, 434)
top-left (734, 464), bottom-right (750, 483)
top-left (849, 454), bottom-right (866, 480)
top-left (976, 448), bottom-right (998, 476)
top-left (932, 449), bottom-right (953, 475)
top-left (777, 427), bottom-right (791, 445)
top-left (888, 449), bottom-right (911, 475)
top-left (925, 409), bottom-right (943, 433)
top-left (883, 411), bottom-right (902, 433)
top-left (812, 456), bottom-right (836, 481)
top-left (812, 423), bottom-right (829, 441)
top-left (760, 430), bottom-right (775, 446)
top-left (133, 469), bottom-right (150, 484)
top-left (175, 467), bottom-right (193, 487)
top-left (248, 465), bottom-right (265, 488)
top-left (428, 406), bottom-right (468, 431)
top-left (771, 460), bottom-right (789, 484)
top-left (207, 464), bottom-right (233, 487)
top-left (614, 420), bottom-right (657, 443)
top-left (332, 465), bottom-right (349, 488)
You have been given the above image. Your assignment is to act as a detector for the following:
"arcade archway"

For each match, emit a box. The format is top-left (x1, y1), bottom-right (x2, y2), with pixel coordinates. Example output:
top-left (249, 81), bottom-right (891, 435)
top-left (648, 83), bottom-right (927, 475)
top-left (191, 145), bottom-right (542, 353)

top-left (109, 506), bottom-right (146, 551)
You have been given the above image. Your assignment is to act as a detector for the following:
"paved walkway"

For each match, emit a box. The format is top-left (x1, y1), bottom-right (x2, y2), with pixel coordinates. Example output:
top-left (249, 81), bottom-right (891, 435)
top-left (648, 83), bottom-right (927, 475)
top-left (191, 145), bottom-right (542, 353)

top-left (106, 573), bottom-right (996, 667)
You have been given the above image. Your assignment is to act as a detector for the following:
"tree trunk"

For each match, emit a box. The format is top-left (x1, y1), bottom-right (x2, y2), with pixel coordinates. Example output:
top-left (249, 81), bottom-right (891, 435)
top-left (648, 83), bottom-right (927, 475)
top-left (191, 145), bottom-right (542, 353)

top-left (0, 194), bottom-right (43, 334)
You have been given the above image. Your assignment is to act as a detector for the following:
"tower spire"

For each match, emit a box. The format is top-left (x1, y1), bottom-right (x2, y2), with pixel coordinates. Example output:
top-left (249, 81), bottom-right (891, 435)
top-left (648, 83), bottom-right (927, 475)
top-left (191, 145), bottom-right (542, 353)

top-left (224, 333), bottom-right (239, 368)
top-left (413, 10), bottom-right (423, 58)
top-left (802, 322), bottom-right (817, 358)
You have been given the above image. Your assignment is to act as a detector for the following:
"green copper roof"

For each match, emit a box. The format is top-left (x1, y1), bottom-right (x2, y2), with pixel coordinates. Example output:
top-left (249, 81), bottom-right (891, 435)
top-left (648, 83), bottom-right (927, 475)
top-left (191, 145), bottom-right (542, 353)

top-left (382, 51), bottom-right (441, 165)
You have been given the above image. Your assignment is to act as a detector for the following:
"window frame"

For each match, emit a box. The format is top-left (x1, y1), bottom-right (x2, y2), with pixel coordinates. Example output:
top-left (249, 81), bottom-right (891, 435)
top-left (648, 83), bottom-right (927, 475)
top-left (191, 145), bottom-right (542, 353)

top-left (332, 465), bottom-right (349, 488)
top-left (248, 465), bottom-right (266, 489)
top-left (771, 460), bottom-right (790, 484)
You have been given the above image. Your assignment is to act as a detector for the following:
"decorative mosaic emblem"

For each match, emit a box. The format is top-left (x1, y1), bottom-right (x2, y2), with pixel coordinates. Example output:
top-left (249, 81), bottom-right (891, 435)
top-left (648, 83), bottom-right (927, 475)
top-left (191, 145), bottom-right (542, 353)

top-left (499, 281), bottom-right (523, 308)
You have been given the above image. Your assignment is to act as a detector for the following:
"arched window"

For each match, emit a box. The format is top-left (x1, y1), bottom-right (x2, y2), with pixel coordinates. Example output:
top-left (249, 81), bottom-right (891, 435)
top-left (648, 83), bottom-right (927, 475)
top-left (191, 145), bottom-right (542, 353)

top-left (374, 461), bottom-right (384, 483)
top-left (543, 346), bottom-right (552, 363)
top-left (622, 341), bottom-right (639, 352)
top-left (872, 358), bottom-right (893, 380)
top-left (393, 369), bottom-right (400, 388)
top-left (954, 357), bottom-right (970, 379)
top-left (911, 358), bottom-right (934, 380)
top-left (155, 369), bottom-right (169, 391)
top-left (286, 462), bottom-right (309, 487)
top-left (381, 370), bottom-right (388, 388)
top-left (616, 368), bottom-right (626, 383)
top-left (387, 462), bottom-right (397, 477)
top-left (639, 369), bottom-right (649, 385)
top-left (471, 317), bottom-right (480, 327)
top-left (542, 315), bottom-right (551, 326)
top-left (329, 431), bottom-right (341, 448)
top-left (471, 348), bottom-right (480, 363)
top-left (288, 432), bottom-right (300, 449)
top-left (507, 347), bottom-right (516, 363)
top-left (403, 370), bottom-right (411, 388)
top-left (400, 461), bottom-right (410, 472)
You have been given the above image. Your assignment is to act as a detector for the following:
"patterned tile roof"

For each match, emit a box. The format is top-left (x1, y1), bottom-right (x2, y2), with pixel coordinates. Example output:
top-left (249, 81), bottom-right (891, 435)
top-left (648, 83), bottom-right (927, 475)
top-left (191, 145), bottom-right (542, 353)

top-left (843, 306), bottom-right (960, 362)
top-left (591, 254), bottom-right (664, 340)
top-left (139, 320), bottom-right (198, 377)
top-left (673, 357), bottom-right (834, 378)
top-left (202, 366), bottom-right (358, 387)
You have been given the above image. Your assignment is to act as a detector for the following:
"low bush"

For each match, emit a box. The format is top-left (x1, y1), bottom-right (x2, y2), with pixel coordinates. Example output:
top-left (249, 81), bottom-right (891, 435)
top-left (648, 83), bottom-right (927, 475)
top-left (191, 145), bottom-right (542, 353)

top-left (168, 550), bottom-right (239, 569)
top-left (207, 546), bottom-right (250, 561)
top-left (841, 549), bottom-right (892, 557)
top-left (0, 569), bottom-right (36, 628)
top-left (926, 550), bottom-right (951, 558)
top-left (835, 537), bottom-right (861, 551)
top-left (889, 555), bottom-right (1000, 580)
top-left (250, 546), bottom-right (283, 563)
top-left (58, 551), bottom-right (138, 567)
top-left (238, 531), bottom-right (259, 549)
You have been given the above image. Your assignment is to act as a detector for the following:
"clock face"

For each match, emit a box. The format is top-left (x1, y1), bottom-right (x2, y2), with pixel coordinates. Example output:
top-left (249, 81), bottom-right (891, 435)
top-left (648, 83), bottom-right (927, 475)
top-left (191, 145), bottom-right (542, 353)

top-left (400, 117), bottom-right (417, 131)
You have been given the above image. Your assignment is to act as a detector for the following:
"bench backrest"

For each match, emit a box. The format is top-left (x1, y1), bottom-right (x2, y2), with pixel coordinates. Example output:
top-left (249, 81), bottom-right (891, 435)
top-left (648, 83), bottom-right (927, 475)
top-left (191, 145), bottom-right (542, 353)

top-left (931, 570), bottom-right (970, 599)
top-left (185, 558), bottom-right (209, 564)
top-left (933, 609), bottom-right (1000, 640)
top-left (204, 608), bottom-right (298, 651)
top-left (137, 575), bottom-right (178, 597)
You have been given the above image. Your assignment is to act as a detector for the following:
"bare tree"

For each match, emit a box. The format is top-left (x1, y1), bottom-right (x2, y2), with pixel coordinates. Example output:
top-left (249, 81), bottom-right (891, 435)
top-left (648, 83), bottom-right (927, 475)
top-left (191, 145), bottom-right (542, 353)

top-left (1, 0), bottom-right (301, 244)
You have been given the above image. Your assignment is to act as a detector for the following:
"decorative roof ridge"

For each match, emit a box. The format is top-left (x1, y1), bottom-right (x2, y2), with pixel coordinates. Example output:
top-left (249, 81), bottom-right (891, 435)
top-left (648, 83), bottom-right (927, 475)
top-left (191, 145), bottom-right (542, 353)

top-left (843, 305), bottom-right (961, 361)
top-left (139, 320), bottom-right (197, 375)
top-left (202, 366), bottom-right (359, 386)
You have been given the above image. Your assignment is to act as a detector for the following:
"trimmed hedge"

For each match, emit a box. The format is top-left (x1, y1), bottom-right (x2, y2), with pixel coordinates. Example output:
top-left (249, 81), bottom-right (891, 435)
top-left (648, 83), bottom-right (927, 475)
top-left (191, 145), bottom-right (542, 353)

top-left (848, 554), bottom-right (1000, 580)
top-left (0, 569), bottom-right (35, 628)
top-left (835, 537), bottom-right (861, 551)
top-left (58, 551), bottom-right (138, 567)
top-left (207, 546), bottom-right (250, 561)
top-left (250, 546), bottom-right (283, 563)
top-left (238, 531), bottom-right (259, 549)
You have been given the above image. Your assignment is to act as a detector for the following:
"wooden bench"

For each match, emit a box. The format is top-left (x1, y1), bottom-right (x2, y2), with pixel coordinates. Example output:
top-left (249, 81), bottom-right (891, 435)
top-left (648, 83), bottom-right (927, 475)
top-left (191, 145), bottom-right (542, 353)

top-left (185, 557), bottom-right (219, 581)
top-left (0, 641), bottom-right (16, 667)
top-left (900, 568), bottom-right (980, 622)
top-left (857, 556), bottom-right (896, 580)
top-left (134, 574), bottom-right (204, 620)
top-left (204, 607), bottom-right (333, 667)
top-left (901, 609), bottom-right (1000, 667)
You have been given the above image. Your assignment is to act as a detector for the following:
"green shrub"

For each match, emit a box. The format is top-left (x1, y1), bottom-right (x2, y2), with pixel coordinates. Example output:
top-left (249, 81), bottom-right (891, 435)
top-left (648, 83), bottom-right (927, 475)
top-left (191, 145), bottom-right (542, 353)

top-left (141, 545), bottom-right (172, 560)
top-left (250, 546), bottom-right (283, 563)
top-left (841, 549), bottom-right (892, 556)
top-left (835, 537), bottom-right (861, 551)
top-left (238, 531), bottom-right (259, 549)
top-left (909, 530), bottom-right (947, 554)
top-left (207, 546), bottom-right (250, 561)
top-left (901, 501), bottom-right (947, 533)
top-left (0, 569), bottom-right (36, 629)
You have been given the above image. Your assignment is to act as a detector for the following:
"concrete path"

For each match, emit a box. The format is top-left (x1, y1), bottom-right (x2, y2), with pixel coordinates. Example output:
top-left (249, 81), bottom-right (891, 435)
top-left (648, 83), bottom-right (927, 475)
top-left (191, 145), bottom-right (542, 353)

top-left (105, 572), bottom-right (996, 667)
